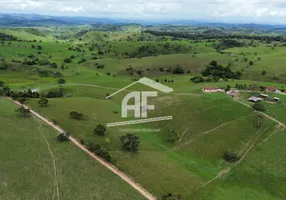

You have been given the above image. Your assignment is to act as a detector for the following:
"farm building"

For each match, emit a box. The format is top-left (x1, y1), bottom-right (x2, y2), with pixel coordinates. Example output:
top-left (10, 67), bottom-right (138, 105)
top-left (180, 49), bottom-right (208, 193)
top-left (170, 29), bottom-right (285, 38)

top-left (260, 94), bottom-right (268, 98)
top-left (203, 87), bottom-right (224, 93)
top-left (274, 97), bottom-right (280, 101)
top-left (249, 96), bottom-right (263, 102)
top-left (265, 86), bottom-right (280, 93)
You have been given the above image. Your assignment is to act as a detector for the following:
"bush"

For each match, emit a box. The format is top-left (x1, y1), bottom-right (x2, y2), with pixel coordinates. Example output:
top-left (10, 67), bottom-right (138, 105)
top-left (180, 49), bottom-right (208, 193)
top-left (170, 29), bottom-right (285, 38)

top-left (57, 78), bottom-right (66, 84)
top-left (85, 142), bottom-right (112, 162)
top-left (190, 76), bottom-right (204, 83)
top-left (166, 130), bottom-right (178, 143)
top-left (69, 111), bottom-right (83, 120)
top-left (253, 102), bottom-right (266, 112)
top-left (120, 134), bottom-right (140, 152)
top-left (223, 151), bottom-right (240, 162)
top-left (38, 97), bottom-right (48, 107)
top-left (94, 124), bottom-right (107, 136)
top-left (63, 58), bottom-right (71, 63)
top-left (45, 88), bottom-right (64, 98)
top-left (172, 65), bottom-right (185, 74)
top-left (161, 193), bottom-right (182, 200)
top-left (50, 63), bottom-right (58, 68)
top-left (15, 106), bottom-right (30, 116)
top-left (57, 133), bottom-right (69, 142)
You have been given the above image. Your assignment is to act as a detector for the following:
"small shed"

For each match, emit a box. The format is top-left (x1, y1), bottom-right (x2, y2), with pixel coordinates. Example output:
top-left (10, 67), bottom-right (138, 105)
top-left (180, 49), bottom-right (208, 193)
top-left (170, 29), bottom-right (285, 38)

top-left (274, 97), bottom-right (280, 101)
top-left (249, 96), bottom-right (263, 102)
top-left (260, 94), bottom-right (268, 98)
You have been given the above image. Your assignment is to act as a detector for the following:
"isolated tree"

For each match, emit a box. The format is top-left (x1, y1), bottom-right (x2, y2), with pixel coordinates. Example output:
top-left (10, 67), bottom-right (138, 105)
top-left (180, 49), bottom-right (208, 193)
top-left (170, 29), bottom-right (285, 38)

top-left (57, 78), bottom-right (66, 84)
top-left (161, 193), bottom-right (182, 200)
top-left (15, 106), bottom-right (30, 116)
top-left (120, 134), bottom-right (140, 152)
top-left (69, 111), bottom-right (83, 120)
top-left (253, 102), bottom-right (266, 112)
top-left (94, 124), bottom-right (107, 136)
top-left (38, 97), bottom-right (49, 107)
top-left (262, 70), bottom-right (266, 76)
top-left (249, 61), bottom-right (254, 66)
top-left (223, 150), bottom-right (240, 162)
top-left (166, 130), bottom-right (178, 143)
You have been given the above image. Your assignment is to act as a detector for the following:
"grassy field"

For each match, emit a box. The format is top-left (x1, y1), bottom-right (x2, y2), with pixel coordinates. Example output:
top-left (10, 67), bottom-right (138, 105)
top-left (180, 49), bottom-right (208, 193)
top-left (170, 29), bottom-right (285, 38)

top-left (1, 27), bottom-right (286, 199)
top-left (23, 89), bottom-right (283, 199)
top-left (0, 98), bottom-right (145, 200)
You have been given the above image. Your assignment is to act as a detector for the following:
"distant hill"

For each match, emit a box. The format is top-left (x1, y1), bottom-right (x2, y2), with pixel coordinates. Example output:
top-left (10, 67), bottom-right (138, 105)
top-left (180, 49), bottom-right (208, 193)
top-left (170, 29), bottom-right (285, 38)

top-left (1, 13), bottom-right (286, 35)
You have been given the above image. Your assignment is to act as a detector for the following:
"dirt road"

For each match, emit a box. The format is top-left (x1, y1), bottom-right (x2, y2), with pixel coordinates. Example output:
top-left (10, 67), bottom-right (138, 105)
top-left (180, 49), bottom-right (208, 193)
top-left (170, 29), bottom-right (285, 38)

top-left (8, 98), bottom-right (156, 200)
top-left (233, 98), bottom-right (286, 129)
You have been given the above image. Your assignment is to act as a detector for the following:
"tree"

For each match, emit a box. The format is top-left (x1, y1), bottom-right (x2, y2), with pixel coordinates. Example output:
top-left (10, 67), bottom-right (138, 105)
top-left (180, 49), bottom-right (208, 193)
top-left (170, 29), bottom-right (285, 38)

top-left (262, 70), bottom-right (266, 75)
top-left (94, 124), bottom-right (107, 136)
top-left (15, 106), bottom-right (30, 116)
top-left (172, 65), bottom-right (185, 74)
top-left (38, 97), bottom-right (49, 107)
top-left (161, 193), bottom-right (182, 200)
top-left (57, 78), bottom-right (66, 84)
top-left (69, 111), bottom-right (83, 120)
top-left (18, 97), bottom-right (26, 104)
top-left (249, 61), bottom-right (254, 65)
top-left (120, 134), bottom-right (140, 152)
top-left (85, 142), bottom-right (112, 162)
top-left (223, 151), bottom-right (240, 162)
top-left (253, 102), bottom-right (266, 112)
top-left (63, 58), bottom-right (71, 63)
top-left (166, 130), bottom-right (178, 143)
top-left (50, 63), bottom-right (58, 68)
top-left (57, 133), bottom-right (69, 142)
top-left (225, 85), bottom-right (231, 92)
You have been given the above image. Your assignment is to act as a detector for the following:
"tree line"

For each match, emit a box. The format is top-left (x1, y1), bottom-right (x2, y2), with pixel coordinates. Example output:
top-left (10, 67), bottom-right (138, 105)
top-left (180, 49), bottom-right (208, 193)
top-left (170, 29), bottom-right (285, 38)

top-left (145, 30), bottom-right (286, 42)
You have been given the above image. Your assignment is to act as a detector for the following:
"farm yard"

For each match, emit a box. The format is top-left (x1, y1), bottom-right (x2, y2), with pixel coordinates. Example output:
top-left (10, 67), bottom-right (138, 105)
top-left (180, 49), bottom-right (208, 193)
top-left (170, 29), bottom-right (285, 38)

top-left (0, 23), bottom-right (286, 200)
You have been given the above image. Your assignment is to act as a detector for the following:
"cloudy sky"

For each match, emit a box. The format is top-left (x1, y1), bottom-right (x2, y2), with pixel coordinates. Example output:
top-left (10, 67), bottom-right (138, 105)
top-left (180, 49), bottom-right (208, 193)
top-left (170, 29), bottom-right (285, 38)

top-left (1, 0), bottom-right (286, 23)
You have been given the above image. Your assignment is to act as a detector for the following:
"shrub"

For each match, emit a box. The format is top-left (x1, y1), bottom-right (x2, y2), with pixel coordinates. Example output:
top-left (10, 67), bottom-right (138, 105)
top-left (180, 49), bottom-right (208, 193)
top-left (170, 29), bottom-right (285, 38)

top-left (69, 111), bottom-right (83, 120)
top-left (57, 78), bottom-right (66, 84)
top-left (161, 193), bottom-right (182, 200)
top-left (166, 130), bottom-right (178, 143)
top-left (253, 102), bottom-right (266, 112)
top-left (38, 97), bottom-right (48, 107)
top-left (63, 58), bottom-right (71, 63)
top-left (172, 65), bottom-right (185, 74)
top-left (50, 63), bottom-right (58, 68)
top-left (57, 133), bottom-right (69, 142)
top-left (15, 106), bottom-right (30, 116)
top-left (120, 134), bottom-right (140, 152)
top-left (94, 124), bottom-right (107, 136)
top-left (85, 142), bottom-right (112, 162)
top-left (223, 151), bottom-right (240, 162)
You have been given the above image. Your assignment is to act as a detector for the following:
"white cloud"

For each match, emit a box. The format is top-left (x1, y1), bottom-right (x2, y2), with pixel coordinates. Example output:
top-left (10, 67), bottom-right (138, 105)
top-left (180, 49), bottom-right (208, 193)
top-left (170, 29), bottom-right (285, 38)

top-left (60, 6), bottom-right (85, 13)
top-left (1, 0), bottom-right (286, 23)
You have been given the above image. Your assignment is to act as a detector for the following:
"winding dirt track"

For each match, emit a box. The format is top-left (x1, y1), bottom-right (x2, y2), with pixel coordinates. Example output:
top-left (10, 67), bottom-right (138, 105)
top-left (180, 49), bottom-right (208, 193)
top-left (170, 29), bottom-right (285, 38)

top-left (233, 98), bottom-right (286, 128)
top-left (8, 98), bottom-right (156, 200)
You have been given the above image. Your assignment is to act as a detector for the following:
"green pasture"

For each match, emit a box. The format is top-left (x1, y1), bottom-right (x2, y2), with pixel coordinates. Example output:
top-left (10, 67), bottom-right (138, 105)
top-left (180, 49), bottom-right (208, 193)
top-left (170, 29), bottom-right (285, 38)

top-left (0, 98), bottom-right (144, 200)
